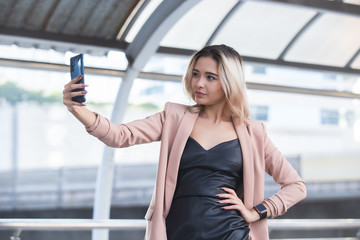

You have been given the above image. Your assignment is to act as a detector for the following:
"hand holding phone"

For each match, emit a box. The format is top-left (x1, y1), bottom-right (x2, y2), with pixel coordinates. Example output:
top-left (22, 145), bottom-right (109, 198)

top-left (70, 54), bottom-right (86, 103)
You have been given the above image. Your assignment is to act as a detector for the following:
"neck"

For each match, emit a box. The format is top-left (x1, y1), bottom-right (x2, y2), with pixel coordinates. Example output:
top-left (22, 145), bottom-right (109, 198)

top-left (200, 104), bottom-right (231, 123)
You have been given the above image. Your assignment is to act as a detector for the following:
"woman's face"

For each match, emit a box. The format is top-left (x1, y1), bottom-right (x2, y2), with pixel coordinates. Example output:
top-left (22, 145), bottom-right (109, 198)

top-left (191, 56), bottom-right (226, 107)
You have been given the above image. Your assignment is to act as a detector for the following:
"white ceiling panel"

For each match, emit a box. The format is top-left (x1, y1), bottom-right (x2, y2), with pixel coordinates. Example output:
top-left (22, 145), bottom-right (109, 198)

top-left (160, 0), bottom-right (238, 49)
top-left (211, 1), bottom-right (317, 59)
top-left (285, 13), bottom-right (360, 67)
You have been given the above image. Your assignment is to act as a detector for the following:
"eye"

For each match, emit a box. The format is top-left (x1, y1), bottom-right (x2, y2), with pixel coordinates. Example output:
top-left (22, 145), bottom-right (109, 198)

top-left (192, 72), bottom-right (200, 78)
top-left (207, 75), bottom-right (216, 80)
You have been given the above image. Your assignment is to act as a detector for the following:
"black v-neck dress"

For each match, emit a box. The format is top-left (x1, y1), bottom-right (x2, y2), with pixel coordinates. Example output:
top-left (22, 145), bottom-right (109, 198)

top-left (166, 137), bottom-right (250, 240)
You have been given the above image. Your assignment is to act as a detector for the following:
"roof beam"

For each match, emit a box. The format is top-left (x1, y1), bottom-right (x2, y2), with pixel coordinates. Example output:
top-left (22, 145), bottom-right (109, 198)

top-left (242, 56), bottom-right (360, 75)
top-left (116, 0), bottom-right (150, 41)
top-left (0, 26), bottom-right (128, 53)
top-left (125, 0), bottom-right (200, 69)
top-left (206, 1), bottom-right (244, 45)
top-left (266, 0), bottom-right (360, 16)
top-left (1, 57), bottom-right (359, 99)
top-left (157, 46), bottom-right (360, 75)
top-left (277, 12), bottom-right (322, 60)
top-left (346, 48), bottom-right (360, 68)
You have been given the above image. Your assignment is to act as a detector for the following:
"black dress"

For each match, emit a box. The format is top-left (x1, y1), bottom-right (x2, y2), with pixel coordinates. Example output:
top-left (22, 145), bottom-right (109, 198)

top-left (166, 137), bottom-right (250, 240)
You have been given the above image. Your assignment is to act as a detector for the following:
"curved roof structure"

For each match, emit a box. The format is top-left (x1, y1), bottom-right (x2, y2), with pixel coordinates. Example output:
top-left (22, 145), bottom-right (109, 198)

top-left (1, 2), bottom-right (360, 237)
top-left (0, 0), bottom-right (359, 75)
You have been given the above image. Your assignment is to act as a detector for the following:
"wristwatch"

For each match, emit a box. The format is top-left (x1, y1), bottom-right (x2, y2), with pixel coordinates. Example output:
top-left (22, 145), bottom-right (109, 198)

top-left (253, 203), bottom-right (267, 220)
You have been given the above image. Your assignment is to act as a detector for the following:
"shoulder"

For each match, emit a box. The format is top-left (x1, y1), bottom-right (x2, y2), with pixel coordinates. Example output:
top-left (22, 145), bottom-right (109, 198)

top-left (246, 118), bottom-right (264, 129)
top-left (164, 102), bottom-right (190, 115)
top-left (244, 118), bottom-right (267, 140)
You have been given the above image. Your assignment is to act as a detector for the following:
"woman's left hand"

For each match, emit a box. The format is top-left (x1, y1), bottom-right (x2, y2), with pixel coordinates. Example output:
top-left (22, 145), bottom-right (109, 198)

top-left (217, 187), bottom-right (260, 224)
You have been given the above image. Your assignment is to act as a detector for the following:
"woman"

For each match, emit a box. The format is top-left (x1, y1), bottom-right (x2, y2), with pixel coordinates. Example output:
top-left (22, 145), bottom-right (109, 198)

top-left (63, 44), bottom-right (306, 240)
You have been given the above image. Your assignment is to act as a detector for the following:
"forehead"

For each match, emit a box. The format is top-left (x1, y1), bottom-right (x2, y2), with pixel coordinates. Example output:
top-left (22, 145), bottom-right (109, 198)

top-left (194, 56), bottom-right (218, 72)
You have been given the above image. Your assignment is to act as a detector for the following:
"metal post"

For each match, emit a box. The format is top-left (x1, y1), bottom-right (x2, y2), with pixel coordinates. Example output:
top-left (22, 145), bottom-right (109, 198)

top-left (91, 1), bottom-right (200, 239)
top-left (91, 68), bottom-right (137, 240)
top-left (11, 104), bottom-right (18, 209)
top-left (10, 229), bottom-right (21, 240)
top-left (56, 167), bottom-right (64, 207)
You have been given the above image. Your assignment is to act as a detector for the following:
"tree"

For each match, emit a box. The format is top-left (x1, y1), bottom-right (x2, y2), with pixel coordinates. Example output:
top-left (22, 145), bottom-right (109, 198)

top-left (0, 81), bottom-right (61, 208)
top-left (0, 81), bottom-right (62, 105)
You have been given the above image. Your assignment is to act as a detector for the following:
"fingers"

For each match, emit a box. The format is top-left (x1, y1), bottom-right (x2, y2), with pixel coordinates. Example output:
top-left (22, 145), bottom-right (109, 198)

top-left (70, 83), bottom-right (88, 91)
top-left (216, 187), bottom-right (259, 224)
top-left (216, 187), bottom-right (237, 199)
top-left (64, 75), bottom-right (82, 89)
top-left (63, 89), bottom-right (87, 99)
top-left (63, 75), bottom-right (88, 111)
top-left (63, 92), bottom-right (87, 105)
top-left (71, 75), bottom-right (83, 83)
top-left (222, 187), bottom-right (236, 194)
top-left (216, 187), bottom-right (244, 210)
top-left (64, 83), bottom-right (88, 93)
top-left (217, 194), bottom-right (243, 205)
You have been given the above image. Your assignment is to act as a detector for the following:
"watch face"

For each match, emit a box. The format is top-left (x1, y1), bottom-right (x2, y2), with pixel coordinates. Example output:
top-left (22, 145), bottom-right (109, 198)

top-left (256, 204), bottom-right (267, 213)
top-left (255, 204), bottom-right (267, 220)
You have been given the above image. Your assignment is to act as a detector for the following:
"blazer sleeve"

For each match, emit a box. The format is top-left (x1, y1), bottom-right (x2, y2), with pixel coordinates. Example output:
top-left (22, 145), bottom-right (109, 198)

top-left (261, 123), bottom-right (307, 217)
top-left (85, 104), bottom-right (170, 148)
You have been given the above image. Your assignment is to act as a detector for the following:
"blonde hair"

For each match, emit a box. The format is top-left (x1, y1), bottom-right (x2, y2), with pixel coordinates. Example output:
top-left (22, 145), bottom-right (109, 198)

top-left (183, 44), bottom-right (250, 123)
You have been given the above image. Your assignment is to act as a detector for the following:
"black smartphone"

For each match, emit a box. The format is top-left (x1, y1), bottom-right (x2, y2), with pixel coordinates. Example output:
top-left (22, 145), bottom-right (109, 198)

top-left (70, 54), bottom-right (86, 103)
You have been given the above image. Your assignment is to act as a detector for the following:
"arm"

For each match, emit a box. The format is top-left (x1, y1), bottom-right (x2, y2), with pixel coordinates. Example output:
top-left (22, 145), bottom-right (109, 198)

top-left (64, 76), bottom-right (167, 148)
top-left (262, 123), bottom-right (307, 218)
top-left (63, 75), bottom-right (96, 127)
top-left (86, 110), bottom-right (165, 148)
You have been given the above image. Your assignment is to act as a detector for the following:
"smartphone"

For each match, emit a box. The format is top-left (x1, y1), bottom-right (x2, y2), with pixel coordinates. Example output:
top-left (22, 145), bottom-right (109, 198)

top-left (70, 54), bottom-right (86, 103)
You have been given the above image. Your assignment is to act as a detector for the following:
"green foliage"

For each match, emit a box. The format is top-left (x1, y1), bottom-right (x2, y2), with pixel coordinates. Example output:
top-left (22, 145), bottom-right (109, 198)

top-left (0, 82), bottom-right (26, 105)
top-left (128, 102), bottom-right (160, 110)
top-left (0, 81), bottom-right (62, 105)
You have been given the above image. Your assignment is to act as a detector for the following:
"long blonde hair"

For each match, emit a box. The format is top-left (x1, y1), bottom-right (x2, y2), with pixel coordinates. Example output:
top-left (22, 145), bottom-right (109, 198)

top-left (183, 44), bottom-right (250, 123)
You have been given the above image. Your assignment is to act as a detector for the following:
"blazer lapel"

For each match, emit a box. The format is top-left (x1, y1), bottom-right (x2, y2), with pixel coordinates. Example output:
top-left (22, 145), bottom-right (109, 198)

top-left (163, 110), bottom-right (198, 216)
top-left (233, 118), bottom-right (254, 208)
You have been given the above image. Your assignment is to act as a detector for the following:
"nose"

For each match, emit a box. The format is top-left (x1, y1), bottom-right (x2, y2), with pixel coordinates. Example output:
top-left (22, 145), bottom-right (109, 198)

top-left (195, 76), bottom-right (205, 88)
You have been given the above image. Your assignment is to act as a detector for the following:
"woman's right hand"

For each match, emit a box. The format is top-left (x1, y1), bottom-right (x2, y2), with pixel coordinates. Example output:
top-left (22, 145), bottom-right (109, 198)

top-left (63, 75), bottom-right (87, 112)
top-left (62, 75), bottom-right (96, 127)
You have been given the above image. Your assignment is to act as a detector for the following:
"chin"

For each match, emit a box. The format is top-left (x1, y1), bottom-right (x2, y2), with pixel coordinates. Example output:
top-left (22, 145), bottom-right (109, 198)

top-left (194, 99), bottom-right (206, 105)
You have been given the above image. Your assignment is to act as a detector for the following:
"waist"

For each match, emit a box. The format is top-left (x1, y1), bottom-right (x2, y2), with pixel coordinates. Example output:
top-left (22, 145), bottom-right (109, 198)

top-left (174, 170), bottom-right (241, 198)
top-left (173, 181), bottom-right (238, 198)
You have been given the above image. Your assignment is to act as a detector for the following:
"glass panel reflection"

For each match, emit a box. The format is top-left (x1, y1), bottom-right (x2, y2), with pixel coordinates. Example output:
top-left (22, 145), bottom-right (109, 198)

top-left (285, 13), bottom-right (360, 67)
top-left (211, 1), bottom-right (316, 59)
top-left (160, 0), bottom-right (238, 49)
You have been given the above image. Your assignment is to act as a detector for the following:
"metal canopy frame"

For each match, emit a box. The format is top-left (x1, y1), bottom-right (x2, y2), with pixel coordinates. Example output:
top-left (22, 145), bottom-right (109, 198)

top-left (269, 0), bottom-right (360, 16)
top-left (1, 2), bottom-right (360, 240)
top-left (1, 56), bottom-right (359, 99)
top-left (1, 0), bottom-right (359, 71)
top-left (91, 1), bottom-right (200, 240)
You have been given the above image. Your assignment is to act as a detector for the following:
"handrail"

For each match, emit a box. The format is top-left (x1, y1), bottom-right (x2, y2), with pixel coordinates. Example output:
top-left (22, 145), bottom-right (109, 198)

top-left (0, 218), bottom-right (360, 235)
top-left (0, 219), bottom-right (146, 231)
top-left (1, 218), bottom-right (360, 231)
top-left (0, 218), bottom-right (359, 239)
top-left (268, 218), bottom-right (360, 230)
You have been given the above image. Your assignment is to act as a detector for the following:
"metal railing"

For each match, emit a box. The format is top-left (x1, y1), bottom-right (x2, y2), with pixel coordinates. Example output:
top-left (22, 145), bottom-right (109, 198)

top-left (0, 218), bottom-right (359, 240)
top-left (2, 161), bottom-right (360, 211)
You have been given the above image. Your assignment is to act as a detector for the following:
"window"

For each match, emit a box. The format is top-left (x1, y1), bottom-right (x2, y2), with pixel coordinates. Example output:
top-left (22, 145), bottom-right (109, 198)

top-left (321, 109), bottom-right (339, 125)
top-left (250, 105), bottom-right (269, 121)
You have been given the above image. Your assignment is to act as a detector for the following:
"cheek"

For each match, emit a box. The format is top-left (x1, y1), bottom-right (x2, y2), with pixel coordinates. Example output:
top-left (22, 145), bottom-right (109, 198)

top-left (214, 83), bottom-right (225, 96)
top-left (190, 78), bottom-right (196, 89)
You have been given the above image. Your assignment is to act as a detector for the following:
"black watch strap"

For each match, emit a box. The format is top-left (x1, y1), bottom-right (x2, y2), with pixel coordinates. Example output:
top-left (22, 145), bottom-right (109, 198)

top-left (253, 203), bottom-right (267, 220)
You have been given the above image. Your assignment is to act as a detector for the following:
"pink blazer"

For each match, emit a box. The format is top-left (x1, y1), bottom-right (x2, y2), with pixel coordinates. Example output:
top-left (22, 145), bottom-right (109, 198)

top-left (86, 102), bottom-right (306, 240)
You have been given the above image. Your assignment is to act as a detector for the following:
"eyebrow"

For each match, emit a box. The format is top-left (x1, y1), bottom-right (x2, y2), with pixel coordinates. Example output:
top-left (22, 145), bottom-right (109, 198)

top-left (193, 68), bottom-right (218, 76)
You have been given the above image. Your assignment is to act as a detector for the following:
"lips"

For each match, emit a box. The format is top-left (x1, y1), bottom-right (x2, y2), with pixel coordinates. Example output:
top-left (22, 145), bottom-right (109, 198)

top-left (195, 91), bottom-right (206, 97)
